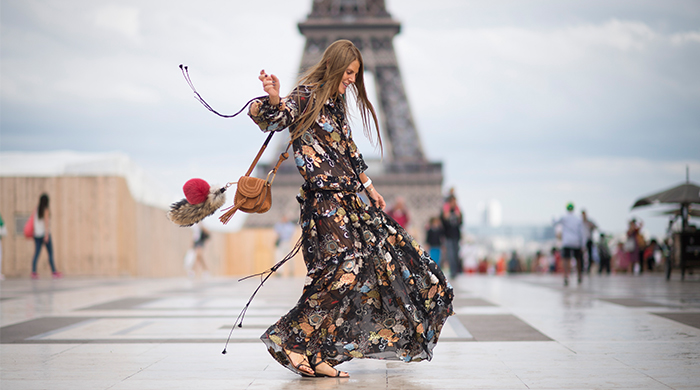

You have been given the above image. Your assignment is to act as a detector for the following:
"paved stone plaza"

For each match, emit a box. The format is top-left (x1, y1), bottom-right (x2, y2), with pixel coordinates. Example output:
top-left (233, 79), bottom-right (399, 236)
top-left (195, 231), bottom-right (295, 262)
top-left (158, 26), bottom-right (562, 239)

top-left (1, 272), bottom-right (699, 389)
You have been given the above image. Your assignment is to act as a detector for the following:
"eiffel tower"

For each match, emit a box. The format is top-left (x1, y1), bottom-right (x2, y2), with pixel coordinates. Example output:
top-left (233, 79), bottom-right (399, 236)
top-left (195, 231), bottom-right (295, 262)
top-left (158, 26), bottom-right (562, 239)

top-left (248, 0), bottom-right (444, 236)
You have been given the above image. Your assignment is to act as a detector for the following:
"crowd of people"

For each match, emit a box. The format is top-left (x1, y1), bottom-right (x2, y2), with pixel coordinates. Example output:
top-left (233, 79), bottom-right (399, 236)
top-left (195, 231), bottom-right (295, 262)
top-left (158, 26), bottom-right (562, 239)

top-left (416, 197), bottom-right (675, 283)
top-left (548, 203), bottom-right (672, 285)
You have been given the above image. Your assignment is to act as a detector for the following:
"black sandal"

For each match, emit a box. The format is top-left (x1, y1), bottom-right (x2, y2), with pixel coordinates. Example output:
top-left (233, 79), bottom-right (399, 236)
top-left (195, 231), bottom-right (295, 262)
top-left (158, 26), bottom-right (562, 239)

top-left (284, 350), bottom-right (315, 378)
top-left (310, 355), bottom-right (349, 378)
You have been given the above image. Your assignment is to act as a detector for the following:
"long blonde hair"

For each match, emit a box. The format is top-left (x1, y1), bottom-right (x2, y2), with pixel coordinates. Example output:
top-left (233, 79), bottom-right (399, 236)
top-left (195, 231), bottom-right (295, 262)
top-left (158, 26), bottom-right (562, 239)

top-left (290, 40), bottom-right (382, 152)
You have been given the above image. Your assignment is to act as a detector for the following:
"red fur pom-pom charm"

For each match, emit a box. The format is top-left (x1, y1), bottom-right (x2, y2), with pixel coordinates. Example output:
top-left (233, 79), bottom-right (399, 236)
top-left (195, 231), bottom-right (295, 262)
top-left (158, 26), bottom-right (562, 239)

top-left (167, 179), bottom-right (227, 227)
top-left (183, 178), bottom-right (210, 205)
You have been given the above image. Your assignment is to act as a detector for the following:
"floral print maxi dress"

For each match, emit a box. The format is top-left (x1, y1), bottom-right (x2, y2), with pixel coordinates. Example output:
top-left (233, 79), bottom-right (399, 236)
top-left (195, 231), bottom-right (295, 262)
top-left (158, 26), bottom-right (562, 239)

top-left (249, 86), bottom-right (454, 370)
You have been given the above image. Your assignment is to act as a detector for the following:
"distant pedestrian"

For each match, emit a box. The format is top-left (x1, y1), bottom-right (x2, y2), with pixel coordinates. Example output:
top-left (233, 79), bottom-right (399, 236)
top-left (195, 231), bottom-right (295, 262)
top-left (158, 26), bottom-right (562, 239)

top-left (274, 215), bottom-right (297, 277)
top-left (554, 202), bottom-right (585, 286)
top-left (626, 218), bottom-right (644, 274)
top-left (425, 216), bottom-right (444, 267)
top-left (31, 193), bottom-right (62, 279)
top-left (614, 241), bottom-right (630, 273)
top-left (597, 233), bottom-right (611, 275)
top-left (386, 196), bottom-right (410, 228)
top-left (533, 250), bottom-right (546, 273)
top-left (477, 258), bottom-right (489, 274)
top-left (581, 210), bottom-right (597, 273)
top-left (507, 251), bottom-right (522, 273)
top-left (643, 239), bottom-right (658, 271)
top-left (189, 223), bottom-right (210, 278)
top-left (549, 247), bottom-right (560, 273)
top-left (444, 187), bottom-right (457, 201)
top-left (0, 212), bottom-right (5, 280)
top-left (441, 195), bottom-right (463, 278)
top-left (660, 237), bottom-right (673, 272)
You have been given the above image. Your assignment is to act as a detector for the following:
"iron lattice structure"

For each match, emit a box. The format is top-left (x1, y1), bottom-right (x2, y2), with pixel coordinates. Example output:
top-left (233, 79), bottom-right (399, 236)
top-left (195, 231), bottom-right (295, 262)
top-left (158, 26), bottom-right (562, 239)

top-left (247, 0), bottom-right (444, 238)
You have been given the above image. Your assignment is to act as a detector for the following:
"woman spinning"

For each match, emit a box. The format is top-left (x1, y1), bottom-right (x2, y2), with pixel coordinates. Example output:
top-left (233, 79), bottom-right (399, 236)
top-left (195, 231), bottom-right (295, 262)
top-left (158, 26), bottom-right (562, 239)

top-left (248, 39), bottom-right (453, 378)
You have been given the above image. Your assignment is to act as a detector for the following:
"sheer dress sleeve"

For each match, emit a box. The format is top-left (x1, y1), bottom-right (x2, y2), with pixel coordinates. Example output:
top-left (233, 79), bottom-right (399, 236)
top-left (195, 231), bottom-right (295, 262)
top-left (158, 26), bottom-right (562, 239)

top-left (248, 86), bottom-right (311, 133)
top-left (345, 130), bottom-right (369, 175)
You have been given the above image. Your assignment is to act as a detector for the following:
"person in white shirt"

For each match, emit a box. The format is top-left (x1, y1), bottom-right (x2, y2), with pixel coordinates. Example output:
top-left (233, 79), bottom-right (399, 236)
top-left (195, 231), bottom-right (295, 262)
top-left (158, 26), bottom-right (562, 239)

top-left (554, 203), bottom-right (586, 286)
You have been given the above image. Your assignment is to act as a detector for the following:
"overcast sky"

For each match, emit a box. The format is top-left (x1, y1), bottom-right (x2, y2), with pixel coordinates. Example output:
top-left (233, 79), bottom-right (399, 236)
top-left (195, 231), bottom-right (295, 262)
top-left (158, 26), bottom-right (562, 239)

top-left (2, 0), bottom-right (699, 237)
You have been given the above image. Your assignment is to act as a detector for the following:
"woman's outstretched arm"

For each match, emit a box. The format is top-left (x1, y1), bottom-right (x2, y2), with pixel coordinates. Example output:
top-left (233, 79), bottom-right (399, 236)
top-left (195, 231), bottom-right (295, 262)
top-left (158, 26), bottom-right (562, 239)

top-left (248, 69), bottom-right (305, 133)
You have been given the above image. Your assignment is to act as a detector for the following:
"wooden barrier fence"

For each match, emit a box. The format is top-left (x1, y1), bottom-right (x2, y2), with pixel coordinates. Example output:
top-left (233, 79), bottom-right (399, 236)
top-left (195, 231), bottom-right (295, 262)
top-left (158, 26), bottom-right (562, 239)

top-left (0, 176), bottom-right (305, 279)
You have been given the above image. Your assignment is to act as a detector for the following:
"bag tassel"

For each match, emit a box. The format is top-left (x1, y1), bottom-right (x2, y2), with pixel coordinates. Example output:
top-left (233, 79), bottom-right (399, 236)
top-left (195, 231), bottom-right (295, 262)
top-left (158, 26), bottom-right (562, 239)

top-left (219, 203), bottom-right (241, 225)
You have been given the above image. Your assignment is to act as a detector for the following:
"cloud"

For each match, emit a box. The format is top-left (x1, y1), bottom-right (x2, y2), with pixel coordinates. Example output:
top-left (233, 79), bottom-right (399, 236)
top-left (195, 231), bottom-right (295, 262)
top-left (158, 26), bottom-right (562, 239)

top-left (574, 19), bottom-right (657, 52)
top-left (92, 4), bottom-right (141, 42)
top-left (670, 31), bottom-right (700, 46)
top-left (401, 18), bottom-right (699, 105)
top-left (55, 77), bottom-right (161, 104)
top-left (2, 0), bottom-right (698, 238)
top-left (395, 17), bottom-right (700, 167)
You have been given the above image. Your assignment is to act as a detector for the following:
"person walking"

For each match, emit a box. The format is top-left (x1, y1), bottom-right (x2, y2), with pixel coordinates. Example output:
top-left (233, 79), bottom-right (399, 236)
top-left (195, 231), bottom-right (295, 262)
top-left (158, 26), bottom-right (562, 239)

top-left (247, 40), bottom-right (453, 378)
top-left (386, 196), bottom-right (410, 228)
top-left (581, 210), bottom-right (597, 273)
top-left (597, 233), bottom-right (612, 275)
top-left (425, 216), bottom-right (444, 268)
top-left (31, 193), bottom-right (61, 279)
top-left (274, 215), bottom-right (297, 277)
top-left (626, 218), bottom-right (644, 274)
top-left (554, 202), bottom-right (585, 286)
top-left (643, 238), bottom-right (658, 271)
top-left (440, 195), bottom-right (463, 279)
top-left (0, 212), bottom-right (6, 280)
top-left (188, 223), bottom-right (210, 278)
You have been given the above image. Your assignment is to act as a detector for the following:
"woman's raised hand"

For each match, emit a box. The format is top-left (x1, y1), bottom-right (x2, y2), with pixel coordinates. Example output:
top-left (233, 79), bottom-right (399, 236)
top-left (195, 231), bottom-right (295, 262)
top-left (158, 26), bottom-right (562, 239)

top-left (259, 69), bottom-right (280, 106)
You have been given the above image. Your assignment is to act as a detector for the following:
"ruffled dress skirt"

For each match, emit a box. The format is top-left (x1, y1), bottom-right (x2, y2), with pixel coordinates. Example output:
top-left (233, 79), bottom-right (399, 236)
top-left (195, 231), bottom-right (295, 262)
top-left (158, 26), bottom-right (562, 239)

top-left (261, 188), bottom-right (454, 370)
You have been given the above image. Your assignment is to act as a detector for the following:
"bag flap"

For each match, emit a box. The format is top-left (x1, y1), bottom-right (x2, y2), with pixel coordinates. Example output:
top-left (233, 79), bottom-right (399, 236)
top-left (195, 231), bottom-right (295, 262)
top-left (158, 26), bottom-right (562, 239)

top-left (237, 176), bottom-right (267, 198)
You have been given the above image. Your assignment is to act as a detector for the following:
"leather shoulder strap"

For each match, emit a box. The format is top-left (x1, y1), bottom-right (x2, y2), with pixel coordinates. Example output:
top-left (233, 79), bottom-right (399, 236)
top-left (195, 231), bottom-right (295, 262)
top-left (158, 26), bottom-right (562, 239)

top-left (245, 132), bottom-right (275, 177)
top-left (266, 141), bottom-right (292, 185)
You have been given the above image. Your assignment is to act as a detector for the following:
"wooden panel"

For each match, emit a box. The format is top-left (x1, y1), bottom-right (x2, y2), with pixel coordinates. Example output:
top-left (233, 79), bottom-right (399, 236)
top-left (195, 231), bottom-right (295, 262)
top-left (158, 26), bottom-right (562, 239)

top-left (0, 176), bottom-right (189, 277)
top-left (0, 176), bottom-right (308, 278)
top-left (221, 227), bottom-right (307, 277)
top-left (116, 179), bottom-right (137, 276)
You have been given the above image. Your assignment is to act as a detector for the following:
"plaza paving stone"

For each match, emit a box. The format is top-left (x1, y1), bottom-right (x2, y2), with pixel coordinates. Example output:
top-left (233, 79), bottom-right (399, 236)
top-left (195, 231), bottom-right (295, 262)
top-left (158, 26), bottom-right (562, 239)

top-left (1, 272), bottom-right (699, 389)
